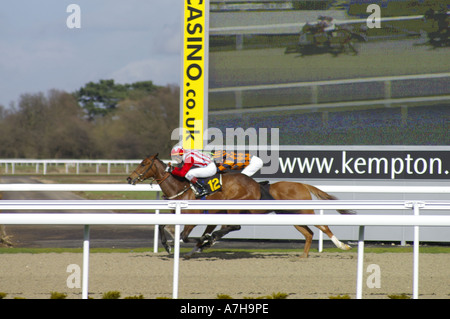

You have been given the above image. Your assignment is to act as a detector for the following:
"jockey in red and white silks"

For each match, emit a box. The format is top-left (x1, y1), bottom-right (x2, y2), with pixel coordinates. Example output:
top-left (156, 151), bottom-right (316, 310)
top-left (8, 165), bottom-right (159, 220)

top-left (170, 145), bottom-right (217, 197)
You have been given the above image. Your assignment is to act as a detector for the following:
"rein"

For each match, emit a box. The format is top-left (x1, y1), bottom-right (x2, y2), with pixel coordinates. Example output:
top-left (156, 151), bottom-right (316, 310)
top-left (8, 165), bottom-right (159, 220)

top-left (135, 157), bottom-right (190, 200)
top-left (157, 167), bottom-right (190, 200)
top-left (135, 158), bottom-right (170, 186)
top-left (155, 171), bottom-right (171, 185)
top-left (134, 157), bottom-right (157, 183)
top-left (164, 185), bottom-right (190, 200)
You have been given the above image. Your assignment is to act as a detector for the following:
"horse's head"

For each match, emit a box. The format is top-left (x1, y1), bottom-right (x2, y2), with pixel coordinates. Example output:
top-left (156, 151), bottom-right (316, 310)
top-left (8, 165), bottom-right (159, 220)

top-left (127, 153), bottom-right (160, 185)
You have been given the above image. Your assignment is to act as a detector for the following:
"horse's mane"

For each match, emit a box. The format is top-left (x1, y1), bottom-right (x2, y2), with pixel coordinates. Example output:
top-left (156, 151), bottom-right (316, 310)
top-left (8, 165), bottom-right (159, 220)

top-left (154, 156), bottom-right (166, 168)
top-left (154, 155), bottom-right (188, 183)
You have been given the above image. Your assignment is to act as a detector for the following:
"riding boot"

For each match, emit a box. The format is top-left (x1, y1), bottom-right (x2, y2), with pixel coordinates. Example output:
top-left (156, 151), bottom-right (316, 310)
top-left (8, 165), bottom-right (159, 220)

top-left (191, 177), bottom-right (208, 197)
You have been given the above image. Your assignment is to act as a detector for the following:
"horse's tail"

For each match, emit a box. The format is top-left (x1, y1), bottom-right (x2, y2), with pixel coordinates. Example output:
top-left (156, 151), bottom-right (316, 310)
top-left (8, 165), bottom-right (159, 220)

top-left (303, 184), bottom-right (356, 215)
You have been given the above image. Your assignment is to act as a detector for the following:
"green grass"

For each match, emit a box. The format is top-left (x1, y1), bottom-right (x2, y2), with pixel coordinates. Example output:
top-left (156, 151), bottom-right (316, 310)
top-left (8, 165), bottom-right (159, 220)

top-left (74, 190), bottom-right (157, 201)
top-left (34, 175), bottom-right (128, 184)
top-left (31, 175), bottom-right (161, 201)
top-left (102, 291), bottom-right (121, 299)
top-left (200, 246), bottom-right (450, 254)
top-left (387, 293), bottom-right (411, 299)
top-left (329, 294), bottom-right (351, 299)
top-left (0, 247), bottom-right (151, 254)
top-left (50, 292), bottom-right (67, 299)
top-left (0, 246), bottom-right (448, 255)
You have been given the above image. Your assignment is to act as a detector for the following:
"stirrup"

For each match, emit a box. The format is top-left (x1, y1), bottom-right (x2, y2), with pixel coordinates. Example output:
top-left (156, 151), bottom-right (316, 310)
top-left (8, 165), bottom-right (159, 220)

top-left (192, 181), bottom-right (208, 197)
top-left (195, 188), bottom-right (208, 198)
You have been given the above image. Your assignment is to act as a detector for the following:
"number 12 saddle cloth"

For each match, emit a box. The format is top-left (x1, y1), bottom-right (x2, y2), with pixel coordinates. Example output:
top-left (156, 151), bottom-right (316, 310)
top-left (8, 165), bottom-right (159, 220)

top-left (192, 173), bottom-right (222, 198)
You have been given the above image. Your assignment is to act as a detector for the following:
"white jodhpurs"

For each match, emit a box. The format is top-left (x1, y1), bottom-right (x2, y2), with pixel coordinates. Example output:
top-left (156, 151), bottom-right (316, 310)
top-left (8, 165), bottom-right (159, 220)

top-left (241, 156), bottom-right (264, 177)
top-left (185, 162), bottom-right (217, 181)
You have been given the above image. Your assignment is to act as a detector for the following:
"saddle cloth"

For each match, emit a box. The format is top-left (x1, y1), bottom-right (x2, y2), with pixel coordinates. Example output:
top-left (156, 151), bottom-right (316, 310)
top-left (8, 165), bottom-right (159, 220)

top-left (191, 173), bottom-right (223, 197)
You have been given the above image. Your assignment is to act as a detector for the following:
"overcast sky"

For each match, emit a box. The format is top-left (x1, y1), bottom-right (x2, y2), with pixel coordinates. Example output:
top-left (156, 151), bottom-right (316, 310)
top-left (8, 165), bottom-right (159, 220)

top-left (0, 0), bottom-right (182, 107)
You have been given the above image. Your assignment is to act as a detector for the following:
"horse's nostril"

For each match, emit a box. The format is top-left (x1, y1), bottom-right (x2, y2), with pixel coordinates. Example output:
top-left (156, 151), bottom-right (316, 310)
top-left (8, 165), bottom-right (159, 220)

top-left (126, 177), bottom-right (132, 184)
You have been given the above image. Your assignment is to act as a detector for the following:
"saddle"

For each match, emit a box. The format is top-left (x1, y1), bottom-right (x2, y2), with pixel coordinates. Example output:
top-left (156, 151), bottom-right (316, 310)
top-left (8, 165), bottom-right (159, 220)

top-left (190, 177), bottom-right (277, 202)
top-left (258, 181), bottom-right (288, 214)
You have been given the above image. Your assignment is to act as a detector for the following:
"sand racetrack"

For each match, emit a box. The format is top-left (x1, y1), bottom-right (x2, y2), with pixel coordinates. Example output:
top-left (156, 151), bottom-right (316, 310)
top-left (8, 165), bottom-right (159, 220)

top-left (0, 177), bottom-right (448, 299)
top-left (0, 251), bottom-right (448, 299)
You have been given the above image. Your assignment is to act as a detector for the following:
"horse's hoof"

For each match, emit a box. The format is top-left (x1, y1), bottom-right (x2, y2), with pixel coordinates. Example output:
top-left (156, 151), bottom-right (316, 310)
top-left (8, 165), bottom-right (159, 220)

top-left (342, 244), bottom-right (352, 251)
top-left (163, 244), bottom-right (172, 254)
top-left (201, 233), bottom-right (212, 245)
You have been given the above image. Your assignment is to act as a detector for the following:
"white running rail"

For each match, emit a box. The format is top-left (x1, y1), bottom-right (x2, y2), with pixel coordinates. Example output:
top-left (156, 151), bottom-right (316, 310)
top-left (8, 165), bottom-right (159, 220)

top-left (0, 199), bottom-right (449, 299)
top-left (1, 183), bottom-right (450, 193)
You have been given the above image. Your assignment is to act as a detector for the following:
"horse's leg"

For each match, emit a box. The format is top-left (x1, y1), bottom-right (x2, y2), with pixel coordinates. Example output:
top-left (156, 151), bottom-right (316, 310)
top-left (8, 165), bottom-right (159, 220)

top-left (181, 225), bottom-right (196, 243)
top-left (165, 225), bottom-right (176, 240)
top-left (315, 225), bottom-right (351, 250)
top-left (182, 224), bottom-right (209, 259)
top-left (213, 225), bottom-right (241, 242)
top-left (158, 225), bottom-right (172, 254)
top-left (200, 225), bottom-right (242, 249)
top-left (347, 41), bottom-right (357, 55)
top-left (198, 225), bottom-right (218, 246)
top-left (294, 225), bottom-right (314, 258)
top-left (183, 225), bottom-right (218, 259)
top-left (185, 223), bottom-right (234, 258)
top-left (290, 208), bottom-right (315, 258)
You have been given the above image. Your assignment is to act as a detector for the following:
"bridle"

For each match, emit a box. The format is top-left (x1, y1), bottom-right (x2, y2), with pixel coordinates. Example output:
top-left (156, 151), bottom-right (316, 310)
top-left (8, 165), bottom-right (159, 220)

top-left (133, 157), bottom-right (171, 186)
top-left (132, 157), bottom-right (156, 183)
top-left (131, 155), bottom-right (190, 200)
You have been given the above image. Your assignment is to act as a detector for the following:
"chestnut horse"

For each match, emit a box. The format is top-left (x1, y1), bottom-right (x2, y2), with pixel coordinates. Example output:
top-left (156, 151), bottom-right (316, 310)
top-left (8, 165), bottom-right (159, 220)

top-left (127, 154), bottom-right (352, 258)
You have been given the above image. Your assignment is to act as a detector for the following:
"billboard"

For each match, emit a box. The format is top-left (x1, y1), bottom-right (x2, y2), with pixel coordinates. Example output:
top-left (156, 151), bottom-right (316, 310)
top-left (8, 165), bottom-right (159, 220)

top-left (254, 148), bottom-right (450, 180)
top-left (207, 0), bottom-right (449, 147)
top-left (181, 1), bottom-right (449, 180)
top-left (180, 0), bottom-right (209, 150)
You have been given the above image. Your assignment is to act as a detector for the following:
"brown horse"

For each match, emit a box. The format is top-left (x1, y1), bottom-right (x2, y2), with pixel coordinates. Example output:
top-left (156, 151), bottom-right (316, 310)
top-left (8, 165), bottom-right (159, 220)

top-left (127, 153), bottom-right (262, 253)
top-left (198, 182), bottom-right (353, 256)
top-left (127, 153), bottom-right (352, 258)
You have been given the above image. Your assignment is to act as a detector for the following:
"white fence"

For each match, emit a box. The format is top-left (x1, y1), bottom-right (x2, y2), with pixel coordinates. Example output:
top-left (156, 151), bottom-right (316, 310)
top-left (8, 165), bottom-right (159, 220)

top-left (209, 14), bottom-right (432, 36)
top-left (1, 198), bottom-right (450, 299)
top-left (3, 183), bottom-right (450, 193)
top-left (1, 183), bottom-right (450, 248)
top-left (209, 72), bottom-right (450, 115)
top-left (0, 159), bottom-right (143, 175)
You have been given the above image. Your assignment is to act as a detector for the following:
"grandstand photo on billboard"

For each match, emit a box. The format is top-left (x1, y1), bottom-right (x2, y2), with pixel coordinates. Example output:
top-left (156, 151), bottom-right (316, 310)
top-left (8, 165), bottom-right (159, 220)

top-left (208, 0), bottom-right (449, 146)
top-left (204, 0), bottom-right (450, 258)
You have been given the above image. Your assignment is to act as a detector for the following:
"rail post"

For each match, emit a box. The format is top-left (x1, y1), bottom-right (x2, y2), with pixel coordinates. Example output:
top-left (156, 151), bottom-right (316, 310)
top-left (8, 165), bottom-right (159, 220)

top-left (169, 201), bottom-right (188, 299)
top-left (412, 201), bottom-right (424, 299)
top-left (384, 80), bottom-right (392, 107)
top-left (153, 191), bottom-right (161, 253)
top-left (318, 209), bottom-right (324, 253)
top-left (356, 226), bottom-right (365, 299)
top-left (82, 225), bottom-right (90, 299)
top-left (311, 85), bottom-right (319, 104)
